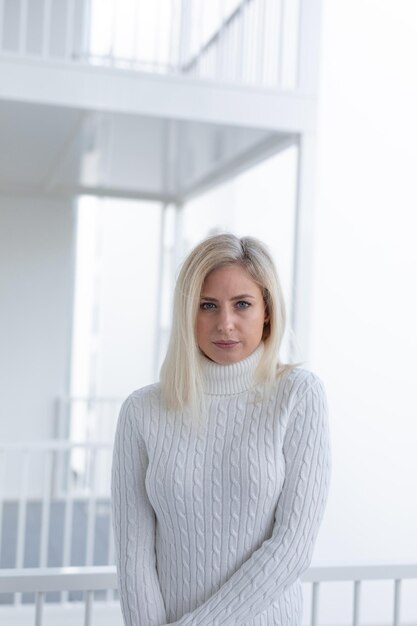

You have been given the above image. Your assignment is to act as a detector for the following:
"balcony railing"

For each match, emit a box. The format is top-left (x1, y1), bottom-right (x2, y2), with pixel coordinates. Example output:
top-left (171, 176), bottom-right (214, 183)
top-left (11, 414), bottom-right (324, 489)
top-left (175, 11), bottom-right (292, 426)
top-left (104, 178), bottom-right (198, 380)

top-left (1, 564), bottom-right (417, 626)
top-left (0, 0), bottom-right (308, 90)
top-left (1, 440), bottom-right (417, 622)
top-left (0, 440), bottom-right (115, 597)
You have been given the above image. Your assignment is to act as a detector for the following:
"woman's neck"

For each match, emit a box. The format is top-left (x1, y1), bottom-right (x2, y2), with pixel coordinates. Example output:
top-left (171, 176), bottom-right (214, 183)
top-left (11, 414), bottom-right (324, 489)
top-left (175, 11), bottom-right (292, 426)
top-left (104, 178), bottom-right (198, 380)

top-left (199, 342), bottom-right (264, 395)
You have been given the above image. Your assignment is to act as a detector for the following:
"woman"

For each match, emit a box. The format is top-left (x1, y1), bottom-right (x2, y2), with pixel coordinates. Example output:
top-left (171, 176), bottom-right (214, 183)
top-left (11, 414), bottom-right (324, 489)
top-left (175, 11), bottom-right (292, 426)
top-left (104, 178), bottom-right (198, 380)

top-left (111, 233), bottom-right (331, 626)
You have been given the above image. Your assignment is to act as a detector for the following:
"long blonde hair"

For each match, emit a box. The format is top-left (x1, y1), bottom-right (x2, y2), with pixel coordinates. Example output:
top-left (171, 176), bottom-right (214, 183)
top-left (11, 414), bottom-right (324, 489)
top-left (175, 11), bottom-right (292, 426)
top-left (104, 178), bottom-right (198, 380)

top-left (160, 233), bottom-right (299, 411)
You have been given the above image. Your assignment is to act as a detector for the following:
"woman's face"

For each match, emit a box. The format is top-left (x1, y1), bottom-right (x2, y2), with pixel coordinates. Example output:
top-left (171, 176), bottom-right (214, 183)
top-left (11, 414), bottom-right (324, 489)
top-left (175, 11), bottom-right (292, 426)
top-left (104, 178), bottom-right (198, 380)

top-left (196, 264), bottom-right (268, 364)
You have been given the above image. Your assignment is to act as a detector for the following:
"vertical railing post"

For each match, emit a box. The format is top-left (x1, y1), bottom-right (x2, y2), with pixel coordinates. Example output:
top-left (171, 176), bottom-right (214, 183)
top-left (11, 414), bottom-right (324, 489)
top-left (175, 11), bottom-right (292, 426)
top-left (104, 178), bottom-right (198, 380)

top-left (277, 0), bottom-right (286, 87)
top-left (107, 527), bottom-right (116, 601)
top-left (178, 0), bottom-right (192, 68)
top-left (84, 589), bottom-right (93, 626)
top-left (256, 0), bottom-right (267, 85)
top-left (62, 445), bottom-right (75, 602)
top-left (393, 579), bottom-right (402, 626)
top-left (311, 581), bottom-right (320, 626)
top-left (353, 580), bottom-right (361, 626)
top-left (15, 448), bottom-right (29, 605)
top-left (65, 0), bottom-right (75, 60)
top-left (35, 591), bottom-right (45, 626)
top-left (0, 0), bottom-right (4, 50)
top-left (297, 0), bottom-right (322, 94)
top-left (18, 0), bottom-right (28, 55)
top-left (42, 0), bottom-right (51, 58)
top-left (39, 449), bottom-right (53, 567)
top-left (85, 447), bottom-right (97, 566)
top-left (0, 449), bottom-right (5, 565)
top-left (82, 0), bottom-right (92, 61)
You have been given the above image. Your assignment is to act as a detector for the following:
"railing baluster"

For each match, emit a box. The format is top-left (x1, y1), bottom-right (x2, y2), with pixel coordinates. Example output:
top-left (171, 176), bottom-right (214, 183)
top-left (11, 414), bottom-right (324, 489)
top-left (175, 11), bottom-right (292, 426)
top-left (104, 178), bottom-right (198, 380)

top-left (0, 0), bottom-right (4, 50)
top-left (277, 0), bottom-right (285, 88)
top-left (235, 3), bottom-right (244, 82)
top-left (393, 579), bottom-right (402, 626)
top-left (311, 581), bottom-right (320, 626)
top-left (62, 446), bottom-right (75, 603)
top-left (42, 0), bottom-right (51, 58)
top-left (84, 589), bottom-right (93, 626)
top-left (311, 582), bottom-right (320, 626)
top-left (109, 0), bottom-right (117, 61)
top-left (153, 0), bottom-right (162, 66)
top-left (82, 0), bottom-right (92, 61)
top-left (248, 0), bottom-right (256, 82)
top-left (65, 0), bottom-right (75, 60)
top-left (85, 448), bottom-right (97, 566)
top-left (133, 0), bottom-right (140, 66)
top-left (39, 450), bottom-right (53, 567)
top-left (106, 530), bottom-right (116, 601)
top-left (35, 590), bottom-right (45, 626)
top-left (257, 0), bottom-right (266, 85)
top-left (353, 580), bottom-right (361, 626)
top-left (15, 448), bottom-right (29, 604)
top-left (18, 0), bottom-right (28, 55)
top-left (0, 449), bottom-right (5, 565)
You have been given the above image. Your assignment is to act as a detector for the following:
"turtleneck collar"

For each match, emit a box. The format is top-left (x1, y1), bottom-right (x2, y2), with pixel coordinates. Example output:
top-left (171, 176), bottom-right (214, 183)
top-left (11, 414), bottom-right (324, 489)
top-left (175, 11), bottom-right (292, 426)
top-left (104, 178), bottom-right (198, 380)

top-left (199, 342), bottom-right (264, 395)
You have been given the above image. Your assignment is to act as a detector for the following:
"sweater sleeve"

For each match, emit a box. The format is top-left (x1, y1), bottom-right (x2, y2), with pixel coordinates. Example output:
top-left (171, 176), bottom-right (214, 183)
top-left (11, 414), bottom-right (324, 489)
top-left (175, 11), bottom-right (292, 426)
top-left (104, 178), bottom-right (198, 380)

top-left (166, 374), bottom-right (331, 626)
top-left (111, 395), bottom-right (168, 626)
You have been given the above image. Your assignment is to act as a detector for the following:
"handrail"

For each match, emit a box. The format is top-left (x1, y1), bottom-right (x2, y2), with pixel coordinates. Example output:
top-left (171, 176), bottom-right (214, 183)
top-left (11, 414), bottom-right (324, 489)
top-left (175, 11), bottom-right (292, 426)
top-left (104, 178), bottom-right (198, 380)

top-left (0, 441), bottom-right (113, 450)
top-left (302, 563), bottom-right (417, 582)
top-left (1, 564), bottom-right (416, 626)
top-left (180, 0), bottom-right (251, 73)
top-left (0, 566), bottom-right (116, 593)
top-left (1, 563), bottom-right (417, 593)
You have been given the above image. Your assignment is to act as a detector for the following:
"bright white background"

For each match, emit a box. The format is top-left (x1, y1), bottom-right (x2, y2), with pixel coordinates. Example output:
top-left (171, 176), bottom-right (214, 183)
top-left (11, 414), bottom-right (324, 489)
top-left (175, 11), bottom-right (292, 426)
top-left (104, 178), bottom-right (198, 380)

top-left (73, 0), bottom-right (417, 584)
top-left (311, 0), bottom-right (417, 567)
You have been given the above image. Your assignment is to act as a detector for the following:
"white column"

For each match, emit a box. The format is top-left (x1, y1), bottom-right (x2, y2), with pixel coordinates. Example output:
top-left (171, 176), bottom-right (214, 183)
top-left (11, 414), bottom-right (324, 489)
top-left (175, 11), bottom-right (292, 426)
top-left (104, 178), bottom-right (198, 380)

top-left (289, 0), bottom-right (322, 362)
top-left (290, 132), bottom-right (318, 363)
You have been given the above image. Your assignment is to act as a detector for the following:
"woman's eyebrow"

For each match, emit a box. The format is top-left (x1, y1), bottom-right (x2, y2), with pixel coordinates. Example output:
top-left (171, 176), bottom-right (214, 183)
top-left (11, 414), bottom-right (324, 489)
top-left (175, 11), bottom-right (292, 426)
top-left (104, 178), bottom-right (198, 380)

top-left (200, 294), bottom-right (256, 301)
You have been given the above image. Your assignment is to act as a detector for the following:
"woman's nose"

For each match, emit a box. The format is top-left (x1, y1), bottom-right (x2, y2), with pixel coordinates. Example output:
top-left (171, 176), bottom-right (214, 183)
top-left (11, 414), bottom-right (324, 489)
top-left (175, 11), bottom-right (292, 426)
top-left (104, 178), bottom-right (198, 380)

top-left (216, 308), bottom-right (235, 331)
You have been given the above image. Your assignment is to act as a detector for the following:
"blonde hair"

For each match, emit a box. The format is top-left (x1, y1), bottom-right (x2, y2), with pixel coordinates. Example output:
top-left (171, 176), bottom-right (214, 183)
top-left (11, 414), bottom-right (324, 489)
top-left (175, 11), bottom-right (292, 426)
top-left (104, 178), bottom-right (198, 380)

top-left (160, 233), bottom-right (299, 412)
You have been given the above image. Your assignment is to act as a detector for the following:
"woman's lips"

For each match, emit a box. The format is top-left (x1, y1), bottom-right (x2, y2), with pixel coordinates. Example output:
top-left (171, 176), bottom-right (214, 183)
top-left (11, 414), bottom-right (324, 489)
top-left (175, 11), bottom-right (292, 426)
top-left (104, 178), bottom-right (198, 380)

top-left (213, 341), bottom-right (240, 349)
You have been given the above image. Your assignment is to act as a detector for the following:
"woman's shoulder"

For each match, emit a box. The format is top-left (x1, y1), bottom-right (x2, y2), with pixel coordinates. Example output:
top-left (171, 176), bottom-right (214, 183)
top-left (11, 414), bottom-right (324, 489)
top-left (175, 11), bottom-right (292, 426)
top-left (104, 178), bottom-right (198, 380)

top-left (116, 383), bottom-right (163, 440)
top-left (124, 382), bottom-right (162, 410)
top-left (275, 365), bottom-right (326, 407)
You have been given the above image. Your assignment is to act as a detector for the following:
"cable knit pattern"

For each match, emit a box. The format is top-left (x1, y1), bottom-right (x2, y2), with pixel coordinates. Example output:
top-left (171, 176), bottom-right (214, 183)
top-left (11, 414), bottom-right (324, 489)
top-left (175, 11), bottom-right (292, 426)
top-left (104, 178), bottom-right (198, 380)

top-left (111, 344), bottom-right (331, 626)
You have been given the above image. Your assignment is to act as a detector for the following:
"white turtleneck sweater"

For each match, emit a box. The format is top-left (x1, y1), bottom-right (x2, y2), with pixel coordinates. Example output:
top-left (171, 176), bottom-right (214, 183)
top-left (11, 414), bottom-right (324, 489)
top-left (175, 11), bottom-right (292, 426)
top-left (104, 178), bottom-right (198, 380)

top-left (111, 344), bottom-right (331, 626)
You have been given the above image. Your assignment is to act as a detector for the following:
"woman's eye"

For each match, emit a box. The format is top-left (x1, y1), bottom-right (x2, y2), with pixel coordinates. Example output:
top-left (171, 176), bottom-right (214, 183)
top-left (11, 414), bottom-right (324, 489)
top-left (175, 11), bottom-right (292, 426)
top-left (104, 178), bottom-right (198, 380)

top-left (236, 301), bottom-right (250, 309)
top-left (200, 302), bottom-right (216, 310)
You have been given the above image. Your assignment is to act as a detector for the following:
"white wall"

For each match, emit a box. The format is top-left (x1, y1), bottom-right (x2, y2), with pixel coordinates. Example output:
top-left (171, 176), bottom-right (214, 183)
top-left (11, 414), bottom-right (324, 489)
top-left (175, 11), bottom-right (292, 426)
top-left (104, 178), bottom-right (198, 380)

top-left (308, 0), bottom-right (417, 577)
top-left (0, 195), bottom-right (76, 443)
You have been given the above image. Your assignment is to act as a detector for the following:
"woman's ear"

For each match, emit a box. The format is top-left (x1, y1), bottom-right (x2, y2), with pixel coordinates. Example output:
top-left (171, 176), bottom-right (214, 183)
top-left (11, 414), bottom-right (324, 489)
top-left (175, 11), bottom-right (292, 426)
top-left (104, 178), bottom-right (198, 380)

top-left (262, 312), bottom-right (271, 340)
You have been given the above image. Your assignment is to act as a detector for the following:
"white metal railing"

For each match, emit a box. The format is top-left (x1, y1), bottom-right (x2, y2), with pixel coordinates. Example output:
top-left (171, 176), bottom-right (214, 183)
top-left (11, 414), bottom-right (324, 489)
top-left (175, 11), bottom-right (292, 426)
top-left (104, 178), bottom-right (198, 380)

top-left (0, 0), bottom-right (307, 90)
top-left (0, 440), bottom-right (115, 605)
top-left (302, 564), bottom-right (417, 626)
top-left (0, 564), bottom-right (417, 626)
top-left (0, 566), bottom-right (117, 626)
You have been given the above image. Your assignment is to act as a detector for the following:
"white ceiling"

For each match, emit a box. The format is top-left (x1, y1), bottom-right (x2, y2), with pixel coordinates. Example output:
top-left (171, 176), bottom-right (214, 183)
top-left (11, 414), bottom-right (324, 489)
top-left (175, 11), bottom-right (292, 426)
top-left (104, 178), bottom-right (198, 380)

top-left (0, 99), bottom-right (295, 203)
